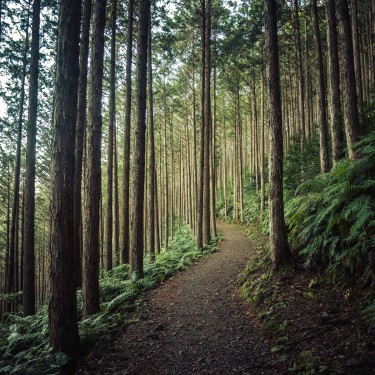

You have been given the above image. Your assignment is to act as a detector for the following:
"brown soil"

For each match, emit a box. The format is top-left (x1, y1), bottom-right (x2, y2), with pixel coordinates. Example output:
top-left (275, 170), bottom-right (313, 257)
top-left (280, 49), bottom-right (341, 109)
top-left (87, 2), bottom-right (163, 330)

top-left (77, 222), bottom-right (375, 375)
top-left (247, 260), bottom-right (375, 374)
top-left (77, 222), bottom-right (282, 375)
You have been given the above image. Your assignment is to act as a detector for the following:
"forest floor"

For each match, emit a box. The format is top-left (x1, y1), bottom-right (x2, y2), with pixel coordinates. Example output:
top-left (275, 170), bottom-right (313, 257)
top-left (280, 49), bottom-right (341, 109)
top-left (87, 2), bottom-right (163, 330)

top-left (76, 222), bottom-right (375, 375)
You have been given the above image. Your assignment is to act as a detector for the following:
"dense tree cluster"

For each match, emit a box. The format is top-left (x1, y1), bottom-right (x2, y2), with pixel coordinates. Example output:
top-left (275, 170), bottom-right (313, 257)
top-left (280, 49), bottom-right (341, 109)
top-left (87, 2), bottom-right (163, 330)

top-left (0, 0), bottom-right (373, 359)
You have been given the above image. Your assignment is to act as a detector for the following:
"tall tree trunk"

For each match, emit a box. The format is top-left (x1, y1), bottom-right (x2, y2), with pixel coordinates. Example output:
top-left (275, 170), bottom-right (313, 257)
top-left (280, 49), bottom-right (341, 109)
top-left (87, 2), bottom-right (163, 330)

top-left (6, 4), bottom-right (30, 312)
top-left (74, 0), bottom-right (92, 287)
top-left (113, 124), bottom-right (120, 265)
top-left (122, 0), bottom-right (134, 264)
top-left (210, 55), bottom-right (217, 238)
top-left (237, 89), bottom-right (244, 222)
top-left (154, 168), bottom-right (161, 254)
top-left (163, 83), bottom-right (169, 250)
top-left (49, 0), bottom-right (81, 354)
top-left (223, 95), bottom-right (227, 221)
top-left (293, 0), bottom-right (306, 143)
top-left (304, 17), bottom-right (311, 138)
top-left (170, 115), bottom-right (175, 239)
top-left (312, 0), bottom-right (329, 173)
top-left (260, 69), bottom-right (265, 216)
top-left (351, 0), bottom-right (364, 118)
top-left (192, 35), bottom-right (198, 236)
top-left (325, 0), bottom-right (344, 164)
top-left (23, 0), bottom-right (40, 316)
top-left (82, 0), bottom-right (106, 317)
top-left (337, 0), bottom-right (360, 159)
top-left (130, 0), bottom-right (150, 277)
top-left (371, 0), bottom-right (375, 87)
top-left (106, 0), bottom-right (116, 272)
top-left (265, 0), bottom-right (293, 271)
top-left (203, 0), bottom-right (211, 245)
top-left (3, 168), bottom-right (10, 315)
top-left (148, 9), bottom-right (155, 261)
top-left (197, 0), bottom-right (205, 250)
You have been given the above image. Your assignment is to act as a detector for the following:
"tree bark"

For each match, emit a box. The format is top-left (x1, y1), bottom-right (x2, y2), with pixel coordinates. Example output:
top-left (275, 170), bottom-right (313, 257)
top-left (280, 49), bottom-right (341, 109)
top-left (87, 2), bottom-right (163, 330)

top-left (260, 69), bottom-right (265, 216)
top-left (148, 9), bottom-right (156, 261)
top-left (203, 0), bottom-right (211, 245)
top-left (337, 0), bottom-right (360, 159)
top-left (49, 0), bottom-right (81, 354)
top-left (197, 0), bottom-right (205, 250)
top-left (106, 0), bottom-right (116, 272)
top-left (192, 35), bottom-right (198, 236)
top-left (210, 54), bottom-right (217, 238)
top-left (265, 0), bottom-right (293, 271)
top-left (113, 123), bottom-right (120, 265)
top-left (23, 0), bottom-right (40, 316)
top-left (325, 0), bottom-right (344, 164)
top-left (130, 0), bottom-right (150, 277)
top-left (74, 0), bottom-right (92, 288)
top-left (351, 0), bottom-right (363, 118)
top-left (312, 0), bottom-right (329, 173)
top-left (293, 0), bottom-right (306, 143)
top-left (163, 82), bottom-right (169, 250)
top-left (6, 4), bottom-right (30, 312)
top-left (82, 0), bottom-right (106, 317)
top-left (122, 0), bottom-right (134, 264)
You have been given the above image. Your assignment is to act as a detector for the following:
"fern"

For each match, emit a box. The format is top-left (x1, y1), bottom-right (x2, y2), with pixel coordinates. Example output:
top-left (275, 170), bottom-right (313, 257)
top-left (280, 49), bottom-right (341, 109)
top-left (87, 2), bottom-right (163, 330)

top-left (105, 289), bottom-right (139, 313)
top-left (285, 131), bottom-right (375, 279)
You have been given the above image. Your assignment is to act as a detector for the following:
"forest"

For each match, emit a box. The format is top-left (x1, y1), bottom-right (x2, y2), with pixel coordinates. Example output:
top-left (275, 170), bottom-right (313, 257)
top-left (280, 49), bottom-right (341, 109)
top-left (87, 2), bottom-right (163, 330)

top-left (0, 0), bottom-right (374, 373)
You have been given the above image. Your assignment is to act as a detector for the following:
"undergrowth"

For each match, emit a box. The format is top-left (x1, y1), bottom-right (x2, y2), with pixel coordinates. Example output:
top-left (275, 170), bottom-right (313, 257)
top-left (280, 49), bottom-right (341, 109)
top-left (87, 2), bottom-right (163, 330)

top-left (285, 131), bottom-right (375, 283)
top-left (218, 130), bottom-right (375, 335)
top-left (0, 225), bottom-right (218, 375)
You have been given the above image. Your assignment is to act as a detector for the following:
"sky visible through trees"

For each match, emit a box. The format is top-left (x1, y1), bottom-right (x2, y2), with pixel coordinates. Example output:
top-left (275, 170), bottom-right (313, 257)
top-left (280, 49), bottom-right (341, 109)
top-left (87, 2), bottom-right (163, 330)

top-left (0, 0), bottom-right (374, 372)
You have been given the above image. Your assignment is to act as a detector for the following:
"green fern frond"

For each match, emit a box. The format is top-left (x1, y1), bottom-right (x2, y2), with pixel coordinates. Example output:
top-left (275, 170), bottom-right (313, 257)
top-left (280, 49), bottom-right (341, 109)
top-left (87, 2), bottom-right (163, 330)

top-left (106, 289), bottom-right (138, 313)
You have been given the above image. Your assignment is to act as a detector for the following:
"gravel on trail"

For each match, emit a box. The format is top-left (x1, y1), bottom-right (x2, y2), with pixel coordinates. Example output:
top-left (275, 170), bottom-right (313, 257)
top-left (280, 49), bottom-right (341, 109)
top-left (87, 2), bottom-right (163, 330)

top-left (77, 222), bottom-right (281, 375)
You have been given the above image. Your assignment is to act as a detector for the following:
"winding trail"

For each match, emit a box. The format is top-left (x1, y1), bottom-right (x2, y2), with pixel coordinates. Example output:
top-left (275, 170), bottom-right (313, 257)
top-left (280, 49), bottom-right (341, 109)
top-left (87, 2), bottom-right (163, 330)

top-left (77, 222), bottom-right (280, 375)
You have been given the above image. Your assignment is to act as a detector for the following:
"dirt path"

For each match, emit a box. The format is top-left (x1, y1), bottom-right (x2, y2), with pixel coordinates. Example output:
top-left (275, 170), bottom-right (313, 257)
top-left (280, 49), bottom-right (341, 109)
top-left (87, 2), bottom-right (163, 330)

top-left (77, 222), bottom-right (281, 375)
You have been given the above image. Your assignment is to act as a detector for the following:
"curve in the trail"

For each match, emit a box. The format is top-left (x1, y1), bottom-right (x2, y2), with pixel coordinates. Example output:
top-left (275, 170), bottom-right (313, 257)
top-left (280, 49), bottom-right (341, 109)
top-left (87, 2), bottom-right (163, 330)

top-left (78, 222), bottom-right (280, 375)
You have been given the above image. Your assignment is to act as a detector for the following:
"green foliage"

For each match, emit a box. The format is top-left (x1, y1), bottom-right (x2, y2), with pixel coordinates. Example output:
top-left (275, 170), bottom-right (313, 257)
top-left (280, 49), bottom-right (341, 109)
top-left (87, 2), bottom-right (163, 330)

top-left (362, 299), bottom-right (375, 325)
top-left (0, 225), bottom-right (218, 374)
top-left (216, 177), bottom-right (268, 227)
top-left (0, 309), bottom-right (70, 375)
top-left (284, 134), bottom-right (321, 197)
top-left (285, 132), bottom-right (375, 280)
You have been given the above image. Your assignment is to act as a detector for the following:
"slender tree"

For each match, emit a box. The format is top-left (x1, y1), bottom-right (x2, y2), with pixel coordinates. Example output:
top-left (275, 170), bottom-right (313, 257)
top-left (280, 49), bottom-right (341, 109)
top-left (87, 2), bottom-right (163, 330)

top-left (337, 0), bottom-right (360, 159)
top-left (197, 0), bottom-right (206, 250)
top-left (23, 0), bottom-right (40, 316)
top-left (265, 0), bottom-right (293, 270)
top-left (130, 0), bottom-right (150, 277)
top-left (49, 0), bottom-right (82, 354)
top-left (122, 0), bottom-right (134, 264)
top-left (74, 0), bottom-right (92, 288)
top-left (106, 0), bottom-right (116, 271)
top-left (325, 0), bottom-right (344, 164)
top-left (203, 0), bottom-right (212, 245)
top-left (260, 69), bottom-right (266, 216)
top-left (82, 0), bottom-right (106, 317)
top-left (312, 0), bottom-right (329, 173)
top-left (6, 3), bottom-right (30, 312)
top-left (148, 9), bottom-right (156, 261)
top-left (293, 0), bottom-right (306, 142)
top-left (351, 0), bottom-right (363, 118)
